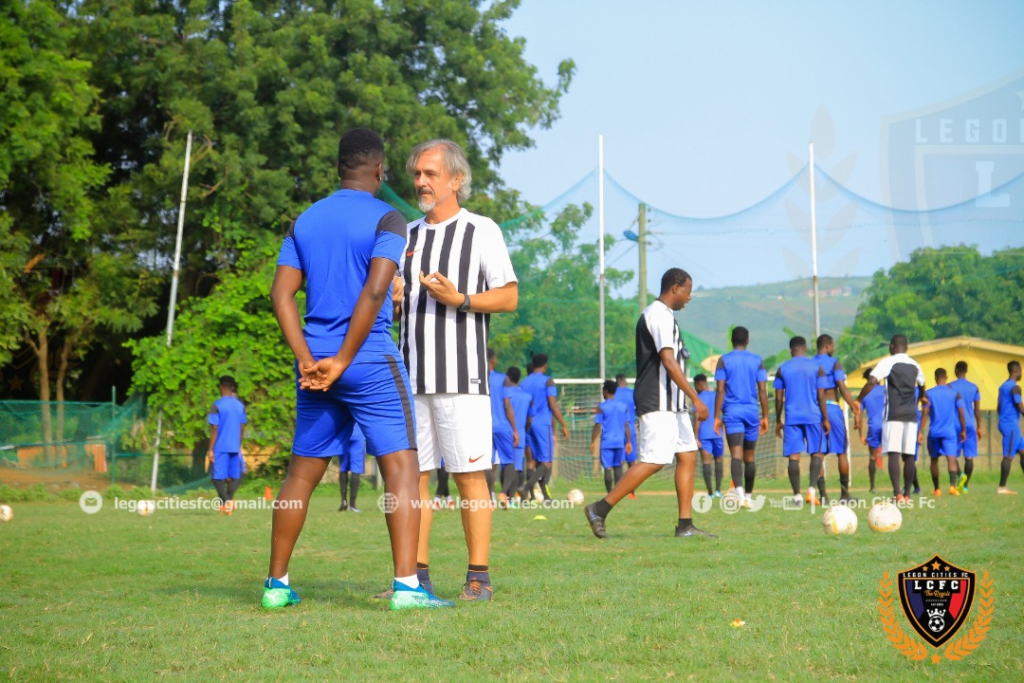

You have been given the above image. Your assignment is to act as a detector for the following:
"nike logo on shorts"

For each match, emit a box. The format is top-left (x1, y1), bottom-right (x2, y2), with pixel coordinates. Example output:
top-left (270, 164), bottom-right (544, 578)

top-left (468, 455), bottom-right (485, 463)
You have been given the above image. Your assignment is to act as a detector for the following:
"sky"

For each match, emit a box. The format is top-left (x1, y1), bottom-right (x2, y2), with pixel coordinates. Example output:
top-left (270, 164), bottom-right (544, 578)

top-left (495, 1), bottom-right (1024, 291)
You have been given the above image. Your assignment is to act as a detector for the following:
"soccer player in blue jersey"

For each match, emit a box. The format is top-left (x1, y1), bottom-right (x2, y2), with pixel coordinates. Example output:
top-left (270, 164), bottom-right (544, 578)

top-left (520, 354), bottom-right (570, 502)
top-left (487, 349), bottom-right (516, 506)
top-left (693, 374), bottom-right (724, 497)
top-left (614, 374), bottom-right (638, 472)
top-left (858, 368), bottom-right (886, 493)
top-left (950, 361), bottom-right (983, 492)
top-left (268, 128), bottom-right (451, 611)
top-left (714, 326), bottom-right (769, 508)
top-left (922, 368), bottom-right (966, 497)
top-left (812, 335), bottom-right (862, 503)
top-left (773, 337), bottom-right (829, 505)
top-left (207, 375), bottom-right (247, 514)
top-left (502, 366), bottom-right (532, 506)
top-left (591, 380), bottom-right (634, 493)
top-left (996, 360), bottom-right (1024, 494)
top-left (336, 424), bottom-right (366, 513)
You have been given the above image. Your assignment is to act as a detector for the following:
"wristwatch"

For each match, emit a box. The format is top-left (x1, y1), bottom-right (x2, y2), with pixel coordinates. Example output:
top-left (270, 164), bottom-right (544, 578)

top-left (459, 293), bottom-right (471, 312)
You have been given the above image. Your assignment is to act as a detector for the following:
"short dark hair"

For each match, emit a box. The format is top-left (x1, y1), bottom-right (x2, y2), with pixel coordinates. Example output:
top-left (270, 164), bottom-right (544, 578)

top-left (532, 353), bottom-right (549, 369)
top-left (955, 361), bottom-right (968, 374)
top-left (693, 373), bottom-right (708, 385)
top-left (526, 362), bottom-right (534, 374)
top-left (732, 326), bottom-right (749, 347)
top-left (338, 128), bottom-right (384, 173)
top-left (1009, 360), bottom-right (1021, 374)
top-left (935, 367), bottom-right (947, 380)
top-left (615, 373), bottom-right (627, 383)
top-left (218, 375), bottom-right (237, 391)
top-left (487, 347), bottom-right (496, 361)
top-left (602, 380), bottom-right (617, 396)
top-left (891, 334), bottom-right (908, 352)
top-left (862, 367), bottom-right (874, 381)
top-left (790, 336), bottom-right (807, 351)
top-left (816, 334), bottom-right (833, 350)
top-left (507, 366), bottom-right (522, 384)
top-left (660, 268), bottom-right (691, 293)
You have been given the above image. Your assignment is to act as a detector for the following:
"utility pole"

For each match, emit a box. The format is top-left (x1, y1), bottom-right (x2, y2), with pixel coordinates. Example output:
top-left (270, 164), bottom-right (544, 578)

top-left (638, 203), bottom-right (648, 312)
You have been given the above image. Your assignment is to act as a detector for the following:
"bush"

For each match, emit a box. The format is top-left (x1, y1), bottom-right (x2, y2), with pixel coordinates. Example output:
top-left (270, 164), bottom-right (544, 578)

top-left (103, 484), bottom-right (126, 500)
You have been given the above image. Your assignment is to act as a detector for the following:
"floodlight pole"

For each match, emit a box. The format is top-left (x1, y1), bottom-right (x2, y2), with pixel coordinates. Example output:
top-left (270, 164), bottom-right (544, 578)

top-left (638, 203), bottom-right (648, 312)
top-left (809, 142), bottom-right (821, 339)
top-left (151, 130), bottom-right (193, 492)
top-left (598, 135), bottom-right (606, 380)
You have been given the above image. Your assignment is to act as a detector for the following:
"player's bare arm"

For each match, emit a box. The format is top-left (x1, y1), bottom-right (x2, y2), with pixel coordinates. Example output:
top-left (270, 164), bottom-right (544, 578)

top-left (818, 385), bottom-right (831, 434)
top-left (758, 374), bottom-right (769, 436)
top-left (713, 361), bottom-right (725, 434)
top-left (419, 271), bottom-right (518, 313)
top-left (661, 347), bottom-right (707, 422)
top-left (271, 265), bottom-right (317, 379)
top-left (505, 397), bottom-right (519, 448)
top-left (774, 388), bottom-right (785, 437)
top-left (857, 376), bottom-right (878, 403)
top-left (549, 395), bottom-right (570, 440)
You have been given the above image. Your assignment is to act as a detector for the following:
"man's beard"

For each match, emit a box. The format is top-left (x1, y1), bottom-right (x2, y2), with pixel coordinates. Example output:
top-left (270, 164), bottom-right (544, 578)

top-left (417, 195), bottom-right (437, 213)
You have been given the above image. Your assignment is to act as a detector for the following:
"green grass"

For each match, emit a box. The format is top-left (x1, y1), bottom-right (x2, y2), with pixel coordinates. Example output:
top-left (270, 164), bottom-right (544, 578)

top-left (1, 472), bottom-right (1022, 682)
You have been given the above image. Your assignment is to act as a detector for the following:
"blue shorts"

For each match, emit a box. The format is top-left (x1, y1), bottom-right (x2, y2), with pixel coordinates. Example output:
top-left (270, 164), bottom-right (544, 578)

top-left (600, 447), bottom-right (625, 469)
top-left (336, 431), bottom-right (366, 474)
top-left (783, 423), bottom-right (823, 457)
top-left (494, 430), bottom-right (515, 466)
top-left (867, 426), bottom-right (882, 449)
top-left (927, 435), bottom-right (958, 458)
top-left (958, 426), bottom-right (977, 458)
top-left (624, 422), bottom-right (637, 463)
top-left (514, 446), bottom-right (525, 471)
top-left (1000, 425), bottom-right (1024, 456)
top-left (701, 435), bottom-right (724, 458)
top-left (293, 355), bottom-right (416, 459)
top-left (821, 404), bottom-right (847, 454)
top-left (723, 404), bottom-right (760, 442)
top-left (528, 423), bottom-right (554, 463)
top-left (211, 452), bottom-right (242, 480)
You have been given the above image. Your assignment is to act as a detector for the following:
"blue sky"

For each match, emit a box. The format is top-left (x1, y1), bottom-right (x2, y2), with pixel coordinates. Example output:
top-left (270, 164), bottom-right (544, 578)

top-left (496, 1), bottom-right (1024, 289)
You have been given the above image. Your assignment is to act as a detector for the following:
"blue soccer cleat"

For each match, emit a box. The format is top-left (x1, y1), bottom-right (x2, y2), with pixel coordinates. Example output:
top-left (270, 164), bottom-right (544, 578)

top-left (389, 580), bottom-right (454, 611)
top-left (262, 577), bottom-right (301, 610)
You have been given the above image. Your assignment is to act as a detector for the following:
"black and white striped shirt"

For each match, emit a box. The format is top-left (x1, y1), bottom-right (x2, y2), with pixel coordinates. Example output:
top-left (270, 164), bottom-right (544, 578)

top-left (635, 300), bottom-right (688, 416)
top-left (398, 209), bottom-right (517, 396)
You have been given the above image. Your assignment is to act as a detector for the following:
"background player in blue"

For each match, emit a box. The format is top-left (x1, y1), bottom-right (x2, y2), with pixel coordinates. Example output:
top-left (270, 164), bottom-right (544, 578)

top-left (336, 424), bottom-right (366, 513)
top-left (858, 368), bottom-right (886, 493)
top-left (693, 374), bottom-right (724, 497)
top-left (487, 349), bottom-right (516, 504)
top-left (996, 360), bottom-right (1024, 495)
top-left (950, 361), bottom-right (983, 493)
top-left (268, 128), bottom-right (450, 611)
top-left (520, 353), bottom-right (570, 502)
top-left (773, 337), bottom-right (829, 505)
top-left (591, 380), bottom-right (634, 493)
top-left (501, 366), bottom-right (532, 506)
top-left (206, 375), bottom-right (247, 515)
top-left (812, 334), bottom-right (862, 502)
top-left (714, 326), bottom-right (768, 508)
top-left (922, 368), bottom-right (966, 497)
top-left (614, 374), bottom-right (638, 470)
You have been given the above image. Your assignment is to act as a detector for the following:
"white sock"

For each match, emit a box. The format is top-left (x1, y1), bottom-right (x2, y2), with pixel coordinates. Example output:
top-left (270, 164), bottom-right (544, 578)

top-left (736, 486), bottom-right (745, 499)
top-left (269, 573), bottom-right (289, 586)
top-left (395, 574), bottom-right (419, 589)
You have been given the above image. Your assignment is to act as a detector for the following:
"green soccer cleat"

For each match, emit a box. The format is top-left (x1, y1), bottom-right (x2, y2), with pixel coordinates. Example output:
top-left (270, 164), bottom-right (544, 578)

top-left (262, 577), bottom-right (301, 610)
top-left (389, 581), bottom-right (455, 611)
top-left (956, 473), bottom-right (968, 494)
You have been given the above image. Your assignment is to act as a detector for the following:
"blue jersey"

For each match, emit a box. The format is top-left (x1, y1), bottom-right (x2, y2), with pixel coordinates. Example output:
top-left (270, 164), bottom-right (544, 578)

top-left (521, 372), bottom-right (557, 425)
top-left (715, 349), bottom-right (767, 410)
top-left (812, 354), bottom-right (847, 392)
top-left (926, 385), bottom-right (965, 439)
top-left (997, 379), bottom-right (1022, 429)
top-left (208, 396), bottom-right (247, 453)
top-left (276, 189), bottom-right (406, 358)
top-left (861, 384), bottom-right (885, 432)
top-left (773, 356), bottom-right (825, 425)
top-left (949, 378), bottom-right (980, 429)
top-left (595, 398), bottom-right (628, 448)
top-left (697, 389), bottom-right (719, 439)
top-left (489, 370), bottom-right (512, 434)
top-left (506, 386), bottom-right (532, 437)
top-left (614, 386), bottom-right (636, 423)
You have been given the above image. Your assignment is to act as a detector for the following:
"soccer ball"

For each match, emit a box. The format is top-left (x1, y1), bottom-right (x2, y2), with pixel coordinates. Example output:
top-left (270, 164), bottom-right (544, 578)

top-left (566, 489), bottom-right (585, 505)
top-left (821, 504), bottom-right (858, 535)
top-left (0, 504), bottom-right (12, 522)
top-left (137, 500), bottom-right (156, 517)
top-left (867, 501), bottom-right (903, 533)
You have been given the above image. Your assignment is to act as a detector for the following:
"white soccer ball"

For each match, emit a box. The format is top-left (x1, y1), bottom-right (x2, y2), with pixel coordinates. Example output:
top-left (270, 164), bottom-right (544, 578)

top-left (566, 489), bottom-right (585, 505)
top-left (0, 504), bottom-right (12, 522)
top-left (821, 504), bottom-right (858, 535)
top-left (137, 500), bottom-right (156, 517)
top-left (867, 501), bottom-right (903, 533)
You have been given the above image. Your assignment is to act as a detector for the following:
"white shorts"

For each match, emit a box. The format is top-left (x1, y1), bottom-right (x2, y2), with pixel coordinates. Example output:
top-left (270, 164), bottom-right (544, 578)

top-left (882, 421), bottom-right (918, 456)
top-left (638, 411), bottom-right (698, 465)
top-left (415, 394), bottom-right (493, 473)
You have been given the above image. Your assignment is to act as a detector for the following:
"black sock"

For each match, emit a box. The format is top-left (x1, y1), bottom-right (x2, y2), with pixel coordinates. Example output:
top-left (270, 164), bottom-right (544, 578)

top-left (593, 498), bottom-right (613, 518)
top-left (484, 467), bottom-right (495, 494)
top-left (869, 456), bottom-right (877, 490)
top-left (416, 562), bottom-right (430, 582)
top-left (744, 461), bottom-right (756, 494)
top-left (809, 456), bottom-right (823, 494)
top-left (702, 463), bottom-right (713, 495)
top-left (467, 564), bottom-right (489, 582)
top-left (604, 468), bottom-right (614, 493)
top-left (613, 465), bottom-right (623, 486)
top-left (677, 517), bottom-right (692, 530)
top-left (839, 473), bottom-right (850, 497)
top-left (730, 458), bottom-right (743, 489)
top-left (930, 460), bottom-right (940, 491)
top-left (212, 479), bottom-right (228, 502)
top-left (903, 455), bottom-right (916, 496)
top-left (436, 468), bottom-right (449, 498)
top-left (339, 470), bottom-right (349, 502)
top-left (524, 464), bottom-right (546, 497)
top-left (226, 477), bottom-right (241, 501)
top-left (349, 473), bottom-right (360, 506)
top-left (501, 465), bottom-right (516, 496)
top-left (913, 473), bottom-right (920, 492)
top-left (787, 459), bottom-right (801, 495)
top-left (964, 459), bottom-right (974, 485)
top-left (949, 469), bottom-right (958, 487)
top-left (517, 470), bottom-right (525, 490)
top-left (1000, 458), bottom-right (1011, 487)
top-left (817, 475), bottom-right (826, 498)
top-left (888, 453), bottom-right (902, 496)
top-left (539, 476), bottom-right (552, 501)
top-left (714, 459), bottom-right (723, 491)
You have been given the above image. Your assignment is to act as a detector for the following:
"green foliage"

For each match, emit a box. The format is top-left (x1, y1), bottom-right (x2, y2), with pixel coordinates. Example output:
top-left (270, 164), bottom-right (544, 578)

top-left (838, 245), bottom-right (1024, 370)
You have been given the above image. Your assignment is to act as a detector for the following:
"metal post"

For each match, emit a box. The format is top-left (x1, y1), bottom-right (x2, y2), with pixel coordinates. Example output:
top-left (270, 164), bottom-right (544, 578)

top-left (809, 142), bottom-right (821, 339)
top-left (638, 203), bottom-right (648, 312)
top-left (598, 135), bottom-right (606, 379)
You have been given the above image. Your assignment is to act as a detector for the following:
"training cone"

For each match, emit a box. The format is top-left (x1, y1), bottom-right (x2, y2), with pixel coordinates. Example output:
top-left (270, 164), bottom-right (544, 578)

top-left (264, 486), bottom-right (274, 502)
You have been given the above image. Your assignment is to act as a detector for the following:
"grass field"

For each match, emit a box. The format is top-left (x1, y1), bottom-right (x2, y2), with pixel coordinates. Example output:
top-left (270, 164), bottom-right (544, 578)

top-left (1, 472), bottom-right (1022, 682)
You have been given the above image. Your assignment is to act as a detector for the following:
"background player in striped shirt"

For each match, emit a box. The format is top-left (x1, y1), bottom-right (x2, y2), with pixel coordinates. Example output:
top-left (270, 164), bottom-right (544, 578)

top-left (714, 326), bottom-right (768, 508)
top-left (950, 361), bottom-right (982, 492)
top-left (393, 139), bottom-right (518, 601)
top-left (858, 368), bottom-right (886, 493)
top-left (591, 380), bottom-right (633, 493)
top-left (693, 374), bottom-right (724, 497)
top-left (206, 375), bottom-right (247, 515)
top-left (996, 360), bottom-right (1023, 494)
top-left (922, 368), bottom-right (966, 497)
